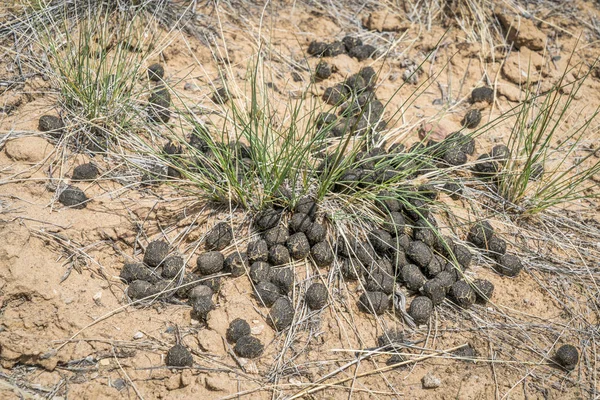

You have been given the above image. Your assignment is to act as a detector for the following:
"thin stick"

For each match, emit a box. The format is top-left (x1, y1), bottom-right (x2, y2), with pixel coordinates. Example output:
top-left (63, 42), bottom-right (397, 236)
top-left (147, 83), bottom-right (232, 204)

top-left (287, 343), bottom-right (468, 399)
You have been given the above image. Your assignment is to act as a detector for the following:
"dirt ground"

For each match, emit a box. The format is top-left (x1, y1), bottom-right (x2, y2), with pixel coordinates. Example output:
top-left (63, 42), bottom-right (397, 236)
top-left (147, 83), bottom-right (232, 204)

top-left (1, 0), bottom-right (600, 399)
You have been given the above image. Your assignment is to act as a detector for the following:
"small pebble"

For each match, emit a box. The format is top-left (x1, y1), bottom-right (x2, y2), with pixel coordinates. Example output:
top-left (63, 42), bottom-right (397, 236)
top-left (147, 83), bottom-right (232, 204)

top-left (234, 336), bottom-right (264, 359)
top-left (205, 222), bottom-right (233, 251)
top-left (555, 344), bottom-right (579, 371)
top-left (226, 318), bottom-right (251, 343)
top-left (195, 251), bottom-right (224, 275)
top-left (165, 344), bottom-right (193, 367)
top-left (254, 281), bottom-right (281, 306)
top-left (409, 296), bottom-right (433, 324)
top-left (144, 240), bottom-right (169, 267)
top-left (268, 297), bottom-right (295, 331)
top-left (58, 185), bottom-right (88, 209)
top-left (305, 282), bottom-right (328, 310)
top-left (72, 163), bottom-right (99, 181)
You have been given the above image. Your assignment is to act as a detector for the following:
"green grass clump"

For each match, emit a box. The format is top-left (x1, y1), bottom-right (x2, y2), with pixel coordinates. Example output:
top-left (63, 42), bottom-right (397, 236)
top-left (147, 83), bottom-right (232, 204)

top-left (494, 61), bottom-right (600, 214)
top-left (23, 1), bottom-right (173, 151)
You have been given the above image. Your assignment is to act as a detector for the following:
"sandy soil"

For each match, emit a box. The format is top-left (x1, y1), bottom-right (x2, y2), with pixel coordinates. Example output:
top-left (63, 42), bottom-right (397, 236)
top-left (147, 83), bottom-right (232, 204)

top-left (1, 1), bottom-right (600, 399)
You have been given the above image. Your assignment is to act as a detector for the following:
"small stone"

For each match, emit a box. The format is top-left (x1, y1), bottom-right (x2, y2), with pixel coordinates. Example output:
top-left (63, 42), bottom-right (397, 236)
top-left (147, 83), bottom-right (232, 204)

top-left (191, 295), bottom-right (214, 320)
top-left (454, 343), bottom-right (477, 360)
top-left (491, 144), bottom-right (510, 164)
top-left (402, 264), bottom-right (427, 291)
top-left (196, 251), bottom-right (224, 275)
top-left (353, 241), bottom-right (379, 268)
top-left (254, 281), bottom-right (281, 306)
top-left (144, 240), bottom-right (169, 267)
top-left (224, 252), bottom-right (248, 277)
top-left (287, 232), bottom-right (311, 260)
top-left (442, 148), bottom-right (467, 167)
top-left (472, 153), bottom-right (499, 178)
top-left (529, 163), bottom-right (544, 181)
top-left (166, 344), bottom-right (193, 367)
top-left (358, 291), bottom-right (389, 315)
top-left (174, 273), bottom-right (200, 299)
top-left (422, 278), bottom-right (446, 305)
top-left (322, 84), bottom-right (348, 105)
top-left (255, 208), bottom-right (281, 231)
top-left (453, 244), bottom-right (472, 269)
top-left (147, 93), bottom-right (170, 123)
top-left (270, 267), bottom-right (294, 294)
top-left (58, 185), bottom-right (88, 209)
top-left (435, 270), bottom-right (456, 292)
top-left (211, 87), bottom-right (229, 104)
top-left (311, 241), bottom-right (334, 267)
top-left (120, 262), bottom-right (160, 284)
top-left (392, 249), bottom-right (408, 271)
top-left (409, 296), bottom-right (433, 324)
top-left (368, 229), bottom-right (394, 255)
top-left (344, 74), bottom-right (367, 93)
top-left (247, 239), bottom-right (269, 263)
top-left (188, 285), bottom-right (213, 302)
top-left (494, 254), bottom-right (523, 277)
top-left (226, 318), bottom-right (251, 343)
top-left (152, 280), bottom-right (177, 299)
top-left (349, 44), bottom-right (376, 61)
top-left (442, 182), bottom-right (462, 200)
top-left (404, 197), bottom-right (430, 221)
top-left (462, 109), bottom-right (482, 129)
top-left (268, 297), bottom-right (295, 331)
top-left (359, 66), bottom-right (377, 85)
top-left (406, 241), bottom-right (433, 268)
top-left (445, 132), bottom-right (476, 155)
top-left (72, 163), bottom-right (99, 181)
top-left (127, 280), bottom-right (154, 300)
top-left (340, 257), bottom-right (361, 280)
top-left (315, 61), bottom-right (332, 80)
top-left (473, 279), bottom-right (494, 303)
top-left (485, 236), bottom-right (507, 256)
top-left (263, 225), bottom-right (290, 247)
top-left (471, 87), bottom-right (494, 103)
top-left (316, 112), bottom-right (337, 128)
top-left (306, 222), bottom-right (327, 245)
top-left (422, 373), bottom-right (441, 389)
top-left (377, 329), bottom-right (405, 348)
top-left (323, 41), bottom-right (346, 57)
top-left (202, 275), bottom-right (222, 293)
top-left (38, 115), bottom-right (64, 136)
top-left (305, 282), bottom-right (328, 310)
top-left (555, 344), bottom-right (579, 371)
top-left (148, 63), bottom-right (165, 81)
top-left (308, 41), bottom-right (328, 56)
top-left (269, 244), bottom-right (291, 266)
top-left (249, 261), bottom-right (272, 284)
top-left (469, 222), bottom-right (495, 250)
top-left (342, 36), bottom-right (363, 51)
top-left (290, 213), bottom-right (312, 233)
top-left (451, 280), bottom-right (476, 308)
top-left (205, 222), bottom-right (233, 251)
top-left (382, 211), bottom-right (406, 236)
top-left (234, 336), bottom-right (264, 359)
top-left (376, 190), bottom-right (401, 213)
top-left (364, 268), bottom-right (395, 294)
top-left (413, 219), bottom-right (435, 248)
top-left (162, 254), bottom-right (185, 279)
